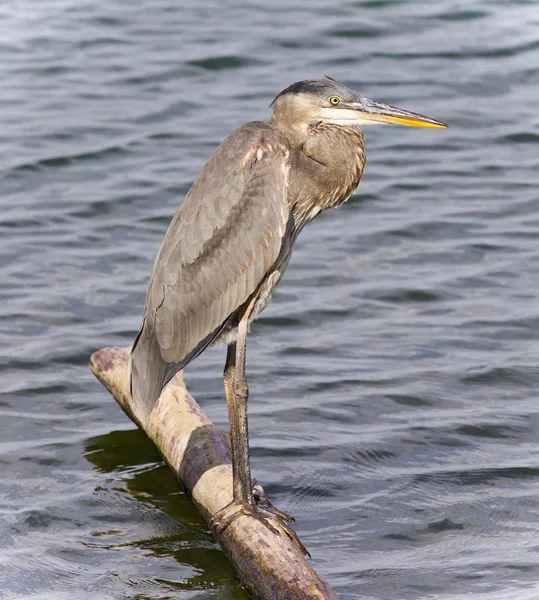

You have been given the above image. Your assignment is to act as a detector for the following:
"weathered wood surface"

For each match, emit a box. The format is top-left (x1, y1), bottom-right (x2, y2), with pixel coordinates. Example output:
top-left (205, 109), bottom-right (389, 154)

top-left (90, 346), bottom-right (338, 600)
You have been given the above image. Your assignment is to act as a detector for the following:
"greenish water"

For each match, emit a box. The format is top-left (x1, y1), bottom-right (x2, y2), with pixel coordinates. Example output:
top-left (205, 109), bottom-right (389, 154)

top-left (2, 1), bottom-right (539, 598)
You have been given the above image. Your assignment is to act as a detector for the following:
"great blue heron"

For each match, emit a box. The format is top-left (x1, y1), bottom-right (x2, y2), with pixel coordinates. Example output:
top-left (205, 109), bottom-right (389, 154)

top-left (129, 77), bottom-right (446, 552)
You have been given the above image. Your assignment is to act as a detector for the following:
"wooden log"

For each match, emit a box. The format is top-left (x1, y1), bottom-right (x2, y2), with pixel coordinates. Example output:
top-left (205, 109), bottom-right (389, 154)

top-left (89, 347), bottom-right (338, 600)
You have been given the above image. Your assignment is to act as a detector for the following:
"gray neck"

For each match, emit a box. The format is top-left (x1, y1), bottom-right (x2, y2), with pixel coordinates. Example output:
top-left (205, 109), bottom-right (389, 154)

top-left (287, 123), bottom-right (367, 227)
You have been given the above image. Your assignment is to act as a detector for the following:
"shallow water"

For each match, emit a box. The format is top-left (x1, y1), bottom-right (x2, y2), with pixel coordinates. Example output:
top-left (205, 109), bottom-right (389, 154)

top-left (2, 1), bottom-right (539, 598)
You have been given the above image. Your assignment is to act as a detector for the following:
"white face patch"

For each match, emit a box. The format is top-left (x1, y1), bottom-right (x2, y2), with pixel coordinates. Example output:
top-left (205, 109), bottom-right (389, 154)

top-left (317, 107), bottom-right (384, 126)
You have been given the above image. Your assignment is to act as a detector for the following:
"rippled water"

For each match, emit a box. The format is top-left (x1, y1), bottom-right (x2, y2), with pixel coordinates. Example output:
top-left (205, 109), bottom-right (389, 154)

top-left (2, 1), bottom-right (539, 598)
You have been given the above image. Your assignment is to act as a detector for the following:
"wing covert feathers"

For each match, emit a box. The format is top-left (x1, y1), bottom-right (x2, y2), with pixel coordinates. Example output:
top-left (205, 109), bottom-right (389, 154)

top-left (129, 125), bottom-right (290, 420)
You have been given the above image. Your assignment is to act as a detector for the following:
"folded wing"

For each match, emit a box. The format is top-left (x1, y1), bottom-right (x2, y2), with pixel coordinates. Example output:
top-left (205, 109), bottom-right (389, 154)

top-left (129, 126), bottom-right (290, 419)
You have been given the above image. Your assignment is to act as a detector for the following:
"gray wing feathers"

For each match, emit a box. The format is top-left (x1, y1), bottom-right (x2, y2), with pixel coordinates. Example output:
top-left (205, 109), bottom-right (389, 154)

top-left (129, 321), bottom-right (167, 420)
top-left (129, 126), bottom-right (290, 420)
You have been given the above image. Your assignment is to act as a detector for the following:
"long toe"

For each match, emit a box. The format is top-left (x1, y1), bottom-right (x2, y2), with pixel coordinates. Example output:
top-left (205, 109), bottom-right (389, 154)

top-left (210, 497), bottom-right (282, 536)
top-left (255, 506), bottom-right (310, 557)
top-left (210, 500), bottom-right (243, 534)
top-left (211, 498), bottom-right (309, 557)
top-left (253, 488), bottom-right (295, 523)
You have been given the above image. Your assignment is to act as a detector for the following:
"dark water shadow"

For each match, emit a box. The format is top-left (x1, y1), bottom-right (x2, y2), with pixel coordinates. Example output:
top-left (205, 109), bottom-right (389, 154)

top-left (85, 427), bottom-right (247, 599)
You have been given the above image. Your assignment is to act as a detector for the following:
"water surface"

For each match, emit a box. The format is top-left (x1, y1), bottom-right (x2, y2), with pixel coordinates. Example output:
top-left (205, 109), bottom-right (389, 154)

top-left (2, 1), bottom-right (539, 598)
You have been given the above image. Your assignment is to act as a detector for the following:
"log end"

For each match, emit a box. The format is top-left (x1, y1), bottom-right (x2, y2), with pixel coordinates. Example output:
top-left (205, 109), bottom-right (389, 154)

top-left (89, 346), bottom-right (339, 600)
top-left (90, 346), bottom-right (130, 373)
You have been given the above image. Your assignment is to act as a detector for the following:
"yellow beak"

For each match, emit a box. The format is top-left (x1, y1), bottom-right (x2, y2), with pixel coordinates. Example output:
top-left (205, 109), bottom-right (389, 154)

top-left (349, 99), bottom-right (448, 129)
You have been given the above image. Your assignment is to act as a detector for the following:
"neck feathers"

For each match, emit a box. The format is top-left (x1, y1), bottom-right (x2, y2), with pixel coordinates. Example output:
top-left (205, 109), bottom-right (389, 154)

top-left (290, 123), bottom-right (366, 226)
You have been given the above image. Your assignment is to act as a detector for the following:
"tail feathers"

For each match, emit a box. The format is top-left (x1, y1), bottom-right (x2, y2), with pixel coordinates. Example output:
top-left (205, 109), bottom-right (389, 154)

top-left (129, 326), bottom-right (168, 422)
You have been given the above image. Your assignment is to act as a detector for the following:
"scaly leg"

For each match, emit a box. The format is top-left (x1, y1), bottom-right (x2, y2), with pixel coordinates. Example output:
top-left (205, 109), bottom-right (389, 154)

top-left (210, 312), bottom-right (308, 556)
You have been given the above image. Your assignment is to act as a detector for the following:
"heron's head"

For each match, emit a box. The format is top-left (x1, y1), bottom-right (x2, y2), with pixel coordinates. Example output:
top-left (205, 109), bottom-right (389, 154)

top-left (270, 77), bottom-right (447, 134)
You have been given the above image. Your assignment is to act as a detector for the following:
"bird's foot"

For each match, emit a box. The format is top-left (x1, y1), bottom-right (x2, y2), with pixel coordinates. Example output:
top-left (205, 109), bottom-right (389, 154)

top-left (210, 485), bottom-right (309, 557)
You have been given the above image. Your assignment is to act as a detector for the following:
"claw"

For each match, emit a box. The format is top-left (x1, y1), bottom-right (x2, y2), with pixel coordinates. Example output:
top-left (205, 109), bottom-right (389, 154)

top-left (209, 489), bottom-right (309, 557)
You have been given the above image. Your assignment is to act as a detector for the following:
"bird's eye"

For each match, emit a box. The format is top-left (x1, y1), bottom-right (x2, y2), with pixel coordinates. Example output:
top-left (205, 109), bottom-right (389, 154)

top-left (329, 96), bottom-right (341, 106)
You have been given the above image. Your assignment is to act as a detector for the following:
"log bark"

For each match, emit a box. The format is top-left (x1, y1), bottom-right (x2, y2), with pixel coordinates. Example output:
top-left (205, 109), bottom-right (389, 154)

top-left (89, 347), bottom-right (338, 600)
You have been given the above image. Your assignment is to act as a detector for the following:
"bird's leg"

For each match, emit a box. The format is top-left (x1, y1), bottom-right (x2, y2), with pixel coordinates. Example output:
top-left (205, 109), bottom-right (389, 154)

top-left (225, 339), bottom-right (254, 510)
top-left (210, 316), bottom-right (308, 556)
